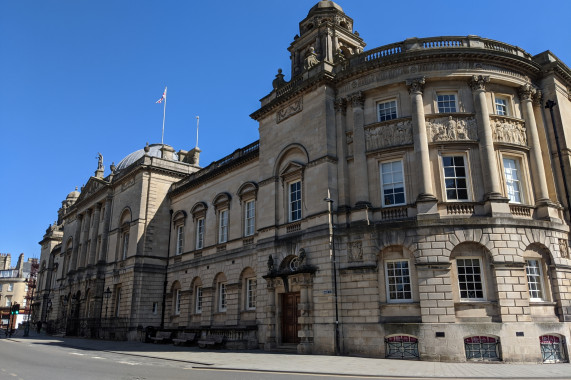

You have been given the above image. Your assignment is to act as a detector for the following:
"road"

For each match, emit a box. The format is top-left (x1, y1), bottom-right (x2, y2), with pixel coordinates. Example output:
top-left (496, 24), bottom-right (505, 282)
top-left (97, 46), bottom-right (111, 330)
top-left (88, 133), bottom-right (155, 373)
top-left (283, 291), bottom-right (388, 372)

top-left (0, 338), bottom-right (383, 380)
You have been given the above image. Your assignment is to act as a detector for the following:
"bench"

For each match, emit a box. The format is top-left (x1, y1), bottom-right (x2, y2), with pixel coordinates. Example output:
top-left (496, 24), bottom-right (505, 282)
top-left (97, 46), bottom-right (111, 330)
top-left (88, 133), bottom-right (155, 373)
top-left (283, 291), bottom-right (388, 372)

top-left (172, 332), bottom-right (196, 346)
top-left (198, 334), bottom-right (226, 349)
top-left (149, 331), bottom-right (172, 344)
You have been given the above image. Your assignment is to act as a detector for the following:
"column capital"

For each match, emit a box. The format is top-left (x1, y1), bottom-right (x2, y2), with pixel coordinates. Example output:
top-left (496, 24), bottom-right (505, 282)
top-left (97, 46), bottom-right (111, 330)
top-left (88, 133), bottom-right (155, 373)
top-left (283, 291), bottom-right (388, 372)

top-left (406, 77), bottom-right (425, 94)
top-left (518, 83), bottom-right (536, 101)
top-left (532, 89), bottom-right (543, 106)
top-left (334, 98), bottom-right (347, 114)
top-left (468, 75), bottom-right (490, 92)
top-left (348, 91), bottom-right (364, 108)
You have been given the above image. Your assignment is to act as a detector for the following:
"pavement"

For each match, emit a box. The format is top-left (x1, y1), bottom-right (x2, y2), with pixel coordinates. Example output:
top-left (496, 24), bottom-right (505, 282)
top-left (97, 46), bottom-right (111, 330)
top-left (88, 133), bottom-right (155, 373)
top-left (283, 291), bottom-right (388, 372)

top-left (5, 329), bottom-right (571, 379)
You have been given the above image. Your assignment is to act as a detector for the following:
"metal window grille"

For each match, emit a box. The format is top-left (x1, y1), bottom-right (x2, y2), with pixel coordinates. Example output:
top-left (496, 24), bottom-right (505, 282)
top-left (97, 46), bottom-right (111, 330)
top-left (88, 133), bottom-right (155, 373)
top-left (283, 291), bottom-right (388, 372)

top-left (464, 336), bottom-right (500, 360)
top-left (385, 335), bottom-right (419, 359)
top-left (540, 335), bottom-right (567, 363)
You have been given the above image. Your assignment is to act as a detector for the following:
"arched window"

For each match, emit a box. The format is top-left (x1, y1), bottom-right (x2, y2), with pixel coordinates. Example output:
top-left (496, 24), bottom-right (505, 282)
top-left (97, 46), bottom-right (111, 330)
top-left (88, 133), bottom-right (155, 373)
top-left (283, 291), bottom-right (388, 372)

top-left (385, 335), bottom-right (419, 359)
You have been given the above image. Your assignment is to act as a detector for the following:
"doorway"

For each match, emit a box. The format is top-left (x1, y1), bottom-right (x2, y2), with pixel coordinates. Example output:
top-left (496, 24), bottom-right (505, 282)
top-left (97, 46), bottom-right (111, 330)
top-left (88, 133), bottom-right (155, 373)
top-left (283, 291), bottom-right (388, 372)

top-left (281, 292), bottom-right (300, 344)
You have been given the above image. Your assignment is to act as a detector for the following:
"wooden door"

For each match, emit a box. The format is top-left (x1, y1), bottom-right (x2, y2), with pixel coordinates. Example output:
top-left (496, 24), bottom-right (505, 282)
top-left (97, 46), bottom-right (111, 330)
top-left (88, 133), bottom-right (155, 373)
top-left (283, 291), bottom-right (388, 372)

top-left (281, 292), bottom-right (300, 344)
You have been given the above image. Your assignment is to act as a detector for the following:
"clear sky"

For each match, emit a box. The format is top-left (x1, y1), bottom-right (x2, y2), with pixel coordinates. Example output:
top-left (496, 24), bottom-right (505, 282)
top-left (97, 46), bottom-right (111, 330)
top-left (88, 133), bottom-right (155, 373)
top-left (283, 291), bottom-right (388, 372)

top-left (1, 0), bottom-right (570, 261)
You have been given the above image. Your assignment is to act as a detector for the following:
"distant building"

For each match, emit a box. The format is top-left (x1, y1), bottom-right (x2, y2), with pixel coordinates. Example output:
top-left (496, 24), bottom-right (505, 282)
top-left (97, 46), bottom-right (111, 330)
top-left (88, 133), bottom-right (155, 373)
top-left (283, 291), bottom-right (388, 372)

top-left (0, 253), bottom-right (36, 329)
top-left (38, 1), bottom-right (571, 363)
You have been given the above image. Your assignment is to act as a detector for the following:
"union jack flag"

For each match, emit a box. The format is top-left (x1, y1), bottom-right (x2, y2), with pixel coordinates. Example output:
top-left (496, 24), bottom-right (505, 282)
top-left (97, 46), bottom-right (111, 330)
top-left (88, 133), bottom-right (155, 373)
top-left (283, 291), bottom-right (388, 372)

top-left (156, 87), bottom-right (167, 103)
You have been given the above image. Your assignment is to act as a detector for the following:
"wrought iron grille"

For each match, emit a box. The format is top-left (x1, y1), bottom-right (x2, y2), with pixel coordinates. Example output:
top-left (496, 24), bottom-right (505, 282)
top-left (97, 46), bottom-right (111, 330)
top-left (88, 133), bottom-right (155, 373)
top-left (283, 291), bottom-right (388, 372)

top-left (385, 335), bottom-right (419, 359)
top-left (464, 336), bottom-right (500, 360)
top-left (540, 335), bottom-right (567, 363)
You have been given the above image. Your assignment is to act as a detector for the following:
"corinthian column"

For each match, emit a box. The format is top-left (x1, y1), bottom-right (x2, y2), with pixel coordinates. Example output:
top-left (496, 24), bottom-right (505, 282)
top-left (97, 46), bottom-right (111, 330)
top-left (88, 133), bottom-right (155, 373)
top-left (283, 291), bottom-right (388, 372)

top-left (469, 75), bottom-right (510, 215)
top-left (406, 77), bottom-right (437, 215)
top-left (348, 91), bottom-right (370, 208)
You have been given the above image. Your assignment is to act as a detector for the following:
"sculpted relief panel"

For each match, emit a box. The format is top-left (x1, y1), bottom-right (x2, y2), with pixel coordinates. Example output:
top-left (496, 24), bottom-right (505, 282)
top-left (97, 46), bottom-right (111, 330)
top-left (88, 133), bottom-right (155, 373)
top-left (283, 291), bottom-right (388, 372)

top-left (427, 116), bottom-right (478, 142)
top-left (277, 98), bottom-right (303, 123)
top-left (491, 116), bottom-right (527, 146)
top-left (365, 119), bottom-right (412, 151)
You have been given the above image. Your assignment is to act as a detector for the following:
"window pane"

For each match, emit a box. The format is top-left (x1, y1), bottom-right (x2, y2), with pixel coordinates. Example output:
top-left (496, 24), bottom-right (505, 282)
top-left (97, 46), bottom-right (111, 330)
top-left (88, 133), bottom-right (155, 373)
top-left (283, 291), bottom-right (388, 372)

top-left (503, 158), bottom-right (522, 203)
top-left (526, 260), bottom-right (544, 300)
top-left (380, 160), bottom-right (406, 206)
top-left (457, 258), bottom-right (484, 299)
top-left (386, 261), bottom-right (412, 301)
top-left (437, 94), bottom-right (457, 113)
top-left (289, 181), bottom-right (302, 222)
top-left (378, 100), bottom-right (398, 122)
top-left (443, 156), bottom-right (469, 201)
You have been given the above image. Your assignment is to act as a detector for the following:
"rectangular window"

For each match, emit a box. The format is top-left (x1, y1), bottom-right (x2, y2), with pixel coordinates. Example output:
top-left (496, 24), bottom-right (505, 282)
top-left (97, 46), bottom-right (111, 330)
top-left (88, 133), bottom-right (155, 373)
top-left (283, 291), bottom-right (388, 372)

top-left (218, 209), bottom-right (228, 244)
top-left (195, 286), bottom-right (203, 314)
top-left (5, 296), bottom-right (12, 307)
top-left (7, 283), bottom-right (13, 292)
top-left (442, 155), bottom-right (469, 201)
top-left (219, 282), bottom-right (227, 312)
top-left (289, 180), bottom-right (302, 222)
top-left (385, 260), bottom-right (412, 302)
top-left (152, 302), bottom-right (158, 315)
top-left (174, 289), bottom-right (181, 315)
top-left (244, 200), bottom-right (255, 236)
top-left (176, 225), bottom-right (184, 255)
top-left (526, 259), bottom-right (544, 301)
top-left (115, 287), bottom-right (122, 317)
top-left (378, 100), bottom-right (398, 122)
top-left (503, 158), bottom-right (522, 203)
top-left (195, 218), bottom-right (204, 250)
top-left (247, 278), bottom-right (257, 310)
top-left (457, 258), bottom-right (484, 300)
top-left (121, 232), bottom-right (129, 260)
top-left (495, 97), bottom-right (509, 116)
top-left (380, 160), bottom-right (406, 206)
top-left (437, 94), bottom-right (457, 113)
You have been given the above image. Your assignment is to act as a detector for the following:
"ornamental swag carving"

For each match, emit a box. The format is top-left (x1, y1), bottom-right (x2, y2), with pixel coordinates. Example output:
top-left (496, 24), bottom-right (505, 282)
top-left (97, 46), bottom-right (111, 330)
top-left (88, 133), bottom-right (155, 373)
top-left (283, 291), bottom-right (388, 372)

top-left (427, 116), bottom-right (478, 142)
top-left (365, 120), bottom-right (413, 150)
top-left (277, 98), bottom-right (303, 123)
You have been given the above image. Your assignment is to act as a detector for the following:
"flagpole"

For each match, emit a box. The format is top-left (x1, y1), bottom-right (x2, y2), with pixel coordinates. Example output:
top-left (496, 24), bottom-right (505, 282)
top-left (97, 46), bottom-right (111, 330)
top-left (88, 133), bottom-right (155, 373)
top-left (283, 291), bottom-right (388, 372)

top-left (161, 87), bottom-right (167, 145)
top-left (195, 116), bottom-right (200, 148)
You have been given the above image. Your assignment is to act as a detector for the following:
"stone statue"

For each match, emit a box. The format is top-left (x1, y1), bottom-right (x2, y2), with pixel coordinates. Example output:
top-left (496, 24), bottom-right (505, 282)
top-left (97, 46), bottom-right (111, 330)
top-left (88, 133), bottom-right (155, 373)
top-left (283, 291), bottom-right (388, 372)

top-left (267, 254), bottom-right (274, 272)
top-left (304, 47), bottom-right (320, 70)
top-left (97, 153), bottom-right (103, 170)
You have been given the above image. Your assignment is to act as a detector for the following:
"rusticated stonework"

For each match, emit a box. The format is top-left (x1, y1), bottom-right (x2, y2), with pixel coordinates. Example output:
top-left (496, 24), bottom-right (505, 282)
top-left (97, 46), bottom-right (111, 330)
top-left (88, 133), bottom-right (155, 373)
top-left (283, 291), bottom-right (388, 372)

top-left (491, 116), bottom-right (527, 146)
top-left (277, 98), bottom-right (303, 123)
top-left (365, 119), bottom-right (413, 150)
top-left (426, 116), bottom-right (478, 142)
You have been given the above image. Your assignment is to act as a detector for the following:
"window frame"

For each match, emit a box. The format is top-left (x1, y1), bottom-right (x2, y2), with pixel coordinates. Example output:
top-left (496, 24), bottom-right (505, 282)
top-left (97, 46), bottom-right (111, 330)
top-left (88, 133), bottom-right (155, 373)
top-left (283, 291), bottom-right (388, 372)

top-left (456, 257), bottom-right (486, 301)
top-left (526, 259), bottom-right (546, 302)
top-left (384, 259), bottom-right (413, 303)
top-left (492, 94), bottom-right (512, 117)
top-left (377, 99), bottom-right (398, 122)
top-left (7, 283), bottom-right (13, 292)
top-left (175, 224), bottom-right (184, 255)
top-left (499, 153), bottom-right (530, 205)
top-left (440, 152), bottom-right (472, 202)
top-left (218, 209), bottom-right (229, 244)
top-left (380, 159), bottom-right (407, 207)
top-left (244, 200), bottom-right (256, 237)
top-left (288, 180), bottom-right (302, 222)
top-left (436, 92), bottom-right (458, 113)
top-left (195, 217), bottom-right (205, 250)
top-left (174, 288), bottom-right (181, 315)
top-left (195, 285), bottom-right (203, 314)
top-left (246, 277), bottom-right (257, 310)
top-left (218, 282), bottom-right (227, 312)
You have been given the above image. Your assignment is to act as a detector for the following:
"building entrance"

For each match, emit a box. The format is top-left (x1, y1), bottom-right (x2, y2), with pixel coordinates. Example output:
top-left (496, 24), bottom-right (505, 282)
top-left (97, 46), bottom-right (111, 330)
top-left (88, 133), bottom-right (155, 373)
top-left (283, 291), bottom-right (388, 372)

top-left (281, 292), bottom-right (300, 344)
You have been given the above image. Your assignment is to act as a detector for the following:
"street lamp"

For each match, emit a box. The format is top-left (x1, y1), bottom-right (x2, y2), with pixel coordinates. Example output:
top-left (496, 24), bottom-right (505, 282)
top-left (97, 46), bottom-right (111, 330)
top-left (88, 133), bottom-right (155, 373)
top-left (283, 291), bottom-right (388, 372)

top-left (103, 287), bottom-right (112, 319)
top-left (324, 190), bottom-right (341, 356)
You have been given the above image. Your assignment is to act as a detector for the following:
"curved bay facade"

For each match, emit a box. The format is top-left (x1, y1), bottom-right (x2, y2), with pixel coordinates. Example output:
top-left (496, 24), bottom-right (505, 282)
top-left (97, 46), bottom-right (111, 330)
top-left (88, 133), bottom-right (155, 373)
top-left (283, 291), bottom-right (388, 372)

top-left (38, 1), bottom-right (571, 362)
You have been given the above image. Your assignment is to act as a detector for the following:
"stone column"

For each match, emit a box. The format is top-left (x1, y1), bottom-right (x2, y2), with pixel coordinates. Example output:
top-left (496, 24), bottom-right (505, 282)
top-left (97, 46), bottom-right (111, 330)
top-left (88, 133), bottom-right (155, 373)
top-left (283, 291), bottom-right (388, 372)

top-left (406, 77), bottom-right (438, 215)
top-left (99, 197), bottom-right (113, 263)
top-left (70, 214), bottom-right (83, 270)
top-left (469, 75), bottom-right (510, 215)
top-left (334, 98), bottom-right (350, 210)
top-left (79, 210), bottom-right (91, 268)
top-left (264, 278), bottom-right (277, 350)
top-left (89, 204), bottom-right (102, 266)
top-left (348, 91), bottom-right (371, 208)
top-left (520, 85), bottom-right (560, 220)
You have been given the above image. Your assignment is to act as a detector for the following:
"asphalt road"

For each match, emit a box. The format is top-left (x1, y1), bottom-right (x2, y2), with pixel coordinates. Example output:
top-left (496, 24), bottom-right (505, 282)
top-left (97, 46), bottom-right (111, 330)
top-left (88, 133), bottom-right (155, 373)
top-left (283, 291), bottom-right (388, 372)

top-left (0, 338), bottom-right (383, 380)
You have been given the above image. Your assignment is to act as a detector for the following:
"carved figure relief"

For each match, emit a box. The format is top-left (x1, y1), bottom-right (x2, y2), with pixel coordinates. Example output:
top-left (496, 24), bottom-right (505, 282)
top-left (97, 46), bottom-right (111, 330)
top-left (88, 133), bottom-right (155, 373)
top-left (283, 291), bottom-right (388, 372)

top-left (304, 47), bottom-right (320, 70)
top-left (559, 239), bottom-right (569, 259)
top-left (365, 119), bottom-right (412, 151)
top-left (427, 116), bottom-right (478, 142)
top-left (348, 241), bottom-right (363, 262)
top-left (277, 98), bottom-right (303, 123)
top-left (491, 118), bottom-right (527, 146)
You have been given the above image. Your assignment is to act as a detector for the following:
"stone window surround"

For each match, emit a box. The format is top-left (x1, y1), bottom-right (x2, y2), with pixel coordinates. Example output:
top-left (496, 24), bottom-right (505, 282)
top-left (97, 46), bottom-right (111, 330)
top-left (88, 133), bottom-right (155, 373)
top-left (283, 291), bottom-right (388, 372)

top-left (455, 256), bottom-right (486, 301)
top-left (438, 150), bottom-right (474, 202)
top-left (172, 210), bottom-right (187, 256)
top-left (190, 202), bottom-right (208, 250)
top-left (376, 96), bottom-right (400, 122)
top-left (218, 281), bottom-right (227, 312)
top-left (384, 259), bottom-right (413, 302)
top-left (379, 158), bottom-right (407, 207)
top-left (280, 161), bottom-right (305, 224)
top-left (492, 92), bottom-right (514, 117)
top-left (432, 89), bottom-right (463, 114)
top-left (246, 277), bottom-right (257, 310)
top-left (499, 150), bottom-right (531, 205)
top-left (194, 284), bottom-right (203, 314)
top-left (237, 182), bottom-right (259, 237)
top-left (213, 193), bottom-right (231, 245)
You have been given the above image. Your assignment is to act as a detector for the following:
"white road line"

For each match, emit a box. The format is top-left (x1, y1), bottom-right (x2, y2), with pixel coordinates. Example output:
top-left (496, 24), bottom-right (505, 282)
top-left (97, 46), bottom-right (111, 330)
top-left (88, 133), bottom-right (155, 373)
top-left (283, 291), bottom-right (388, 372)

top-left (69, 352), bottom-right (85, 356)
top-left (118, 361), bottom-right (137, 366)
top-left (91, 356), bottom-right (104, 359)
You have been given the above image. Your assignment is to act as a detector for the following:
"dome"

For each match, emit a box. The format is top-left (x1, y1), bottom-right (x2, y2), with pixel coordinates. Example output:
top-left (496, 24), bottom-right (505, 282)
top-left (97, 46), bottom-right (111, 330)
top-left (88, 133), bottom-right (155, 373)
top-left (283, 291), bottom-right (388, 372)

top-left (307, 0), bottom-right (343, 16)
top-left (66, 187), bottom-right (80, 200)
top-left (115, 143), bottom-right (178, 172)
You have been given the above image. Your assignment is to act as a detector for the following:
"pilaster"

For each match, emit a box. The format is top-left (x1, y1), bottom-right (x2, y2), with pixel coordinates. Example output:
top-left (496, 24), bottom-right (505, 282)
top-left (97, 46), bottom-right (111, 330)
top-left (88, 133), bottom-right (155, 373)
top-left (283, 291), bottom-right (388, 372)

top-left (348, 91), bottom-right (371, 209)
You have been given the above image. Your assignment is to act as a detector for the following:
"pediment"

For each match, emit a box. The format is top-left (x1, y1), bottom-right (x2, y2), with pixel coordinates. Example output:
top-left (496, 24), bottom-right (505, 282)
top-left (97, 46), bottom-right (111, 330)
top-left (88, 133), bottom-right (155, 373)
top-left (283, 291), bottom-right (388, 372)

top-left (279, 161), bottom-right (305, 178)
top-left (76, 177), bottom-right (109, 204)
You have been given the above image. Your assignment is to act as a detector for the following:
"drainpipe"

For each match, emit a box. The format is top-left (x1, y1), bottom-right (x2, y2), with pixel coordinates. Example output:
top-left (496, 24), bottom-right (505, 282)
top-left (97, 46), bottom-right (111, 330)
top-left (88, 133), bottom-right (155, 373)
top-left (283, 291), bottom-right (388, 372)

top-left (160, 209), bottom-right (173, 330)
top-left (545, 100), bottom-right (571, 219)
top-left (324, 191), bottom-right (341, 355)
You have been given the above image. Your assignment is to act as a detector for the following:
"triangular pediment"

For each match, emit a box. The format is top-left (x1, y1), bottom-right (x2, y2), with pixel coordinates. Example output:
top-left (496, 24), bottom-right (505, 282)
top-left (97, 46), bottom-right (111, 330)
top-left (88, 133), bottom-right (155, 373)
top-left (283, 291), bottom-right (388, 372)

top-left (280, 161), bottom-right (305, 177)
top-left (76, 177), bottom-right (109, 204)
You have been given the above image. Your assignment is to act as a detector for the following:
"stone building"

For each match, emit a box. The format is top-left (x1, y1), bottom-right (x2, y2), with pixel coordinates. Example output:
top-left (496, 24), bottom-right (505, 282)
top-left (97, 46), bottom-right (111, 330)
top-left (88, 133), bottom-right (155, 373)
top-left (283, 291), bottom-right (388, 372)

top-left (0, 253), bottom-right (36, 328)
top-left (37, 1), bottom-right (571, 363)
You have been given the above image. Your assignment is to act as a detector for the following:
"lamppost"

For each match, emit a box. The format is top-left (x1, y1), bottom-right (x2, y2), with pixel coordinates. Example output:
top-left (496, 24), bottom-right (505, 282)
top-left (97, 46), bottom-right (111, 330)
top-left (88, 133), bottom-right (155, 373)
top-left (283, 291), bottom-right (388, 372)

top-left (324, 190), bottom-right (341, 356)
top-left (103, 287), bottom-right (112, 319)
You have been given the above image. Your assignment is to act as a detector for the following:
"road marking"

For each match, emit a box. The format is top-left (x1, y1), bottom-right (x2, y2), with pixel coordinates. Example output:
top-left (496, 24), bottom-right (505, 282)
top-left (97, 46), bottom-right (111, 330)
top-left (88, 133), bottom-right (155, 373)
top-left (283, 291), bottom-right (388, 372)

top-left (70, 352), bottom-right (85, 356)
top-left (118, 361), bottom-right (137, 366)
top-left (91, 356), bottom-right (104, 359)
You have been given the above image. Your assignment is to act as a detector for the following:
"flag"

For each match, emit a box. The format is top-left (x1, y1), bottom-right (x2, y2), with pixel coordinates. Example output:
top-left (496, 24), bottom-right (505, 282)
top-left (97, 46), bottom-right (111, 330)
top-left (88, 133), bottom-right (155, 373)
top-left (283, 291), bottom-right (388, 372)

top-left (156, 87), bottom-right (167, 103)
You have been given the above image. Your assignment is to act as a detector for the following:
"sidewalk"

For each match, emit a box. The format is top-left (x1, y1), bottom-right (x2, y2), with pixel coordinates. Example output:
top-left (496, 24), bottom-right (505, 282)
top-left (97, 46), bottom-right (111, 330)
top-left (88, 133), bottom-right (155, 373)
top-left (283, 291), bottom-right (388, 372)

top-left (7, 330), bottom-right (571, 379)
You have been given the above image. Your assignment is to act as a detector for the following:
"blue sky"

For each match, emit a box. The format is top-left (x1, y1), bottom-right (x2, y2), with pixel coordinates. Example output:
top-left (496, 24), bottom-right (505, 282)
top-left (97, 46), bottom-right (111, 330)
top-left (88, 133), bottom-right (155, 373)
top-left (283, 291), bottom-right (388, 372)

top-left (1, 1), bottom-right (570, 261)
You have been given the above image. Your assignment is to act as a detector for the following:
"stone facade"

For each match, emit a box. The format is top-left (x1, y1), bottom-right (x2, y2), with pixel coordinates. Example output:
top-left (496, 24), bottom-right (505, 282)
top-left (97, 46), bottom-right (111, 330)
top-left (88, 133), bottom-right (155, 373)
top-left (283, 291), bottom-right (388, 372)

top-left (37, 1), bottom-right (571, 363)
